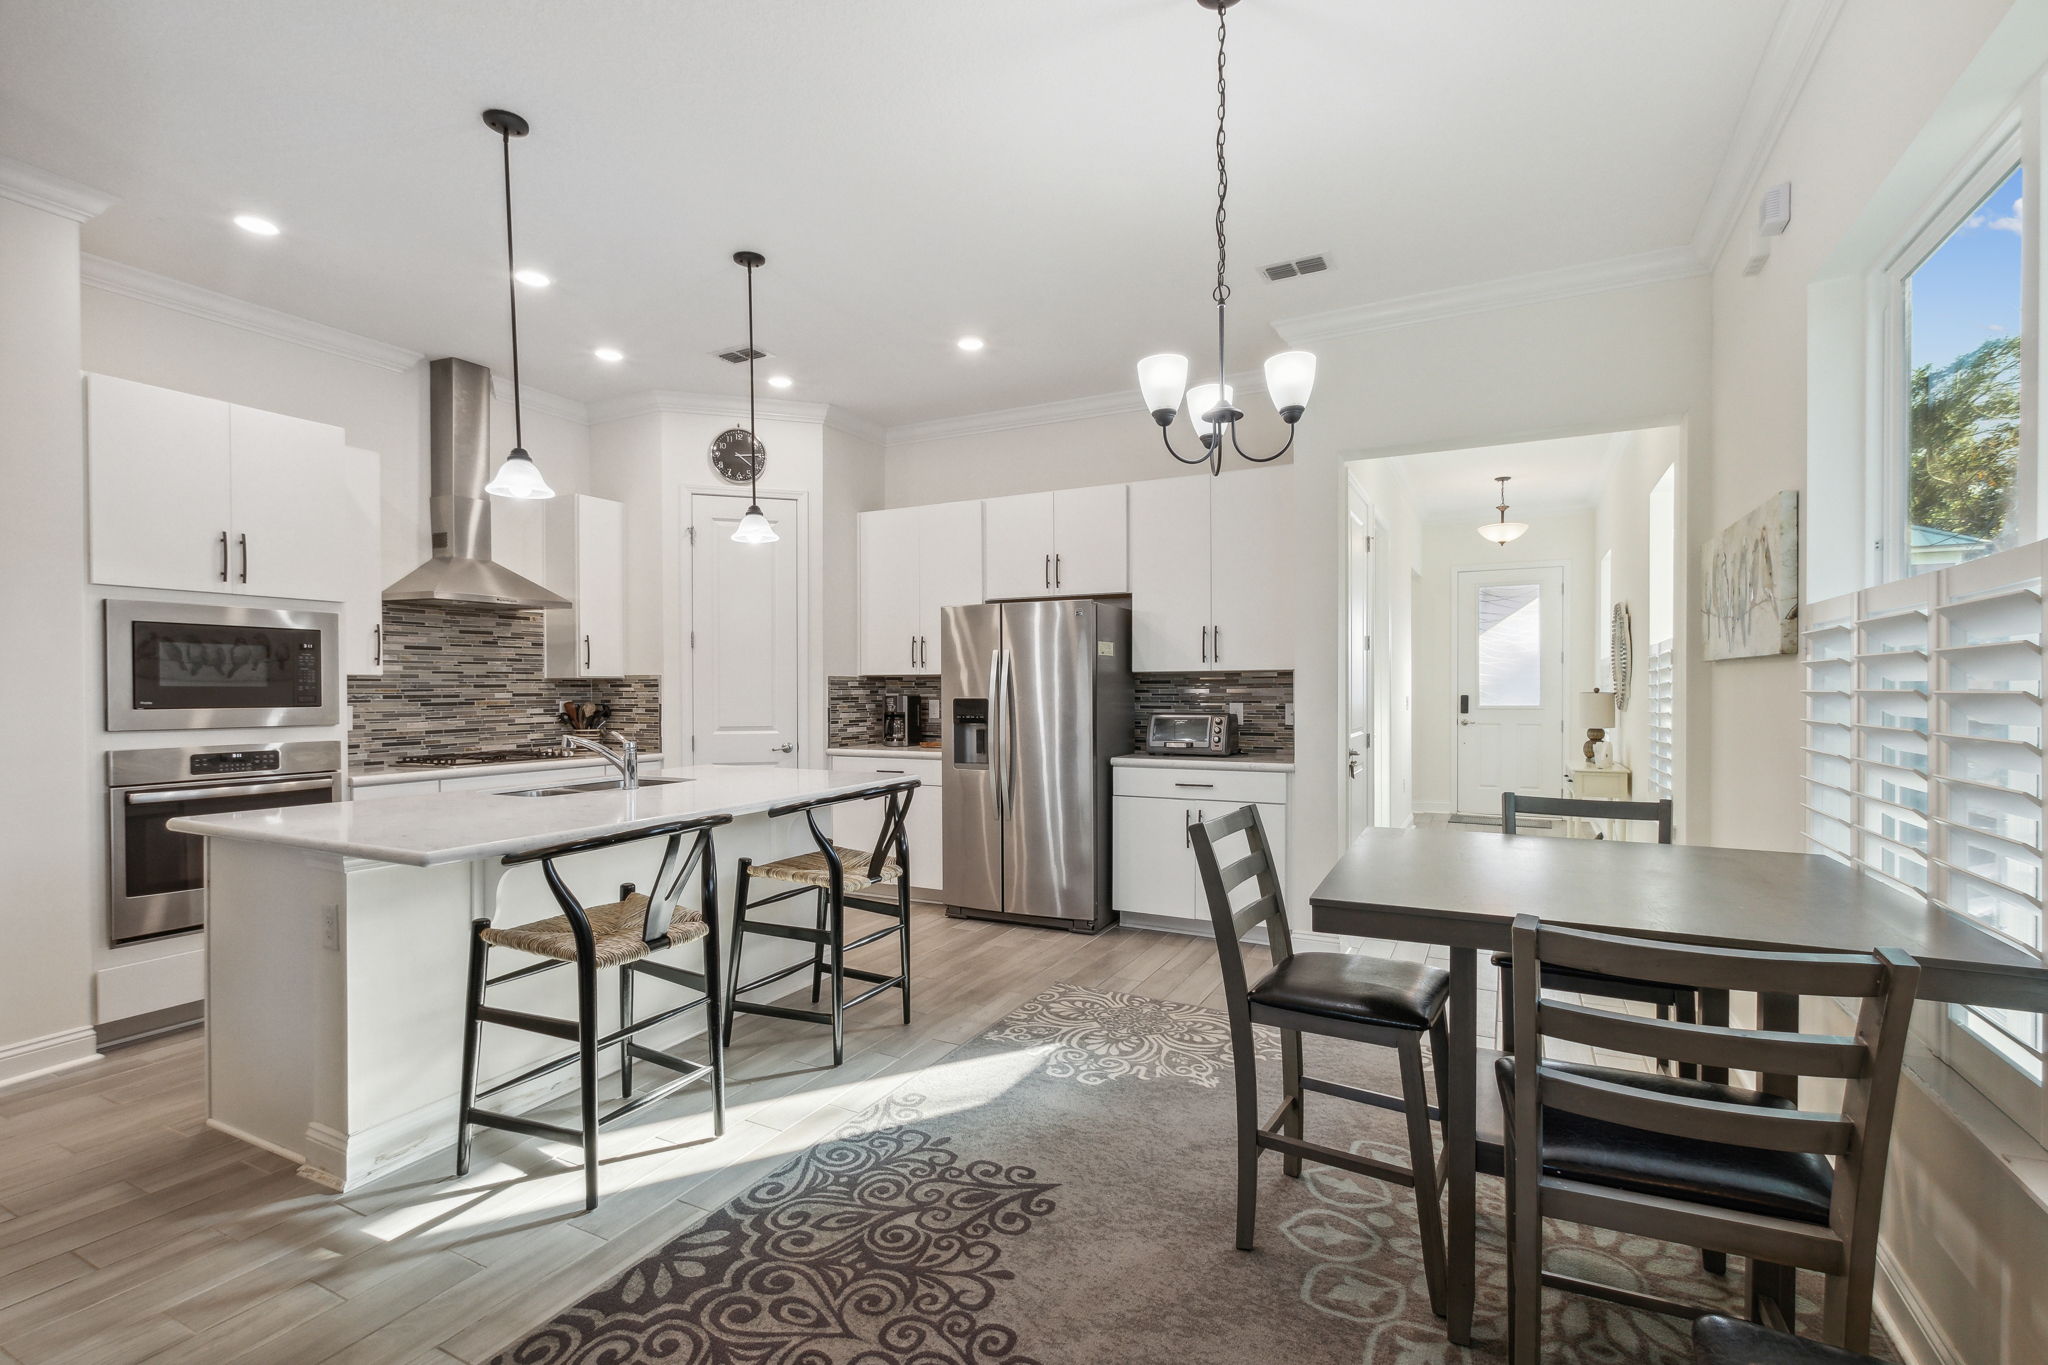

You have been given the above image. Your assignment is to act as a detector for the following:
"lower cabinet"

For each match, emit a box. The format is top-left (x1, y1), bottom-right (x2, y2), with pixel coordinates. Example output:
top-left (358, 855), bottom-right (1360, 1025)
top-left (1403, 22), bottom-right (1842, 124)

top-left (828, 753), bottom-right (943, 898)
top-left (1112, 763), bottom-right (1289, 923)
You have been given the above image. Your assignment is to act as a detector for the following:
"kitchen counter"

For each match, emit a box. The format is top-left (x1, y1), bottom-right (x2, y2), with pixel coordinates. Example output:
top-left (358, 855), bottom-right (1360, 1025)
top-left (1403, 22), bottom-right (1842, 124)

top-left (1110, 753), bottom-right (1296, 773)
top-left (173, 764), bottom-right (908, 1190)
top-left (349, 751), bottom-right (665, 788)
top-left (825, 745), bottom-right (943, 760)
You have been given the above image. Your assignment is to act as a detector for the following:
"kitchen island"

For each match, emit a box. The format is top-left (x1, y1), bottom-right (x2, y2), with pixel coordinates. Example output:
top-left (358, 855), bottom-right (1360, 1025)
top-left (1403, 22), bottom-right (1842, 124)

top-left (169, 765), bottom-right (898, 1191)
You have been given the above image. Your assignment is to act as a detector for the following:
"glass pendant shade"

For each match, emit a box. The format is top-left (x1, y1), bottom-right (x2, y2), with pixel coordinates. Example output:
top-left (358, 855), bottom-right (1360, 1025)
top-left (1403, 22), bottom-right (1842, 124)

top-left (1138, 353), bottom-right (1190, 420)
top-left (732, 503), bottom-right (779, 544)
top-left (1264, 350), bottom-right (1317, 419)
top-left (1187, 382), bottom-right (1236, 425)
top-left (486, 447), bottom-right (553, 499)
top-left (1477, 520), bottom-right (1530, 546)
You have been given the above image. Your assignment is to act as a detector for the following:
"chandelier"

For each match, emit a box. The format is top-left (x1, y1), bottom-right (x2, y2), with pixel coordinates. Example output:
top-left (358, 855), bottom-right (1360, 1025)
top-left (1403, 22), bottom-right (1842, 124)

top-left (1137, 0), bottom-right (1316, 475)
top-left (1477, 476), bottom-right (1530, 546)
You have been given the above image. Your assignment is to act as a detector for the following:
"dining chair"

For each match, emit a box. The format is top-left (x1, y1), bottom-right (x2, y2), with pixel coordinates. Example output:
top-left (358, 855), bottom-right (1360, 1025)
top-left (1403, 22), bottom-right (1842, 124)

top-left (1499, 912), bottom-right (1919, 1361)
top-left (1692, 1315), bottom-right (1882, 1364)
top-left (1189, 805), bottom-right (1451, 1316)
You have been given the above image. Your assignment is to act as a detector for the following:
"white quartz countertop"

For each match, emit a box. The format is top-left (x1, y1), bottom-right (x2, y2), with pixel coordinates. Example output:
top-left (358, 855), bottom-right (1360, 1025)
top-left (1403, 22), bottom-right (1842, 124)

top-left (826, 746), bottom-right (943, 760)
top-left (1110, 754), bottom-right (1296, 773)
top-left (170, 765), bottom-right (908, 867)
top-left (350, 752), bottom-right (665, 787)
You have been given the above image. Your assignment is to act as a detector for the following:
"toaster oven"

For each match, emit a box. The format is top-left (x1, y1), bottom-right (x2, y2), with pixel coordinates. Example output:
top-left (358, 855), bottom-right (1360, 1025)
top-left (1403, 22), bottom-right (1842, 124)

top-left (1144, 711), bottom-right (1240, 756)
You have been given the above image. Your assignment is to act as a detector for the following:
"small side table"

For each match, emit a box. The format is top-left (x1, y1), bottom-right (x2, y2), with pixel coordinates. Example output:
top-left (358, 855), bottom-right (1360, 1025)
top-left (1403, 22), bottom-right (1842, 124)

top-left (1565, 765), bottom-right (1632, 838)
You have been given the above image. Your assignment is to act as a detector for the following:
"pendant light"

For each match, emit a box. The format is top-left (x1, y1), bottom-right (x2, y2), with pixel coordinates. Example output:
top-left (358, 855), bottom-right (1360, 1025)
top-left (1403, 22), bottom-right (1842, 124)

top-left (1137, 0), bottom-right (1315, 476)
top-left (1478, 476), bottom-right (1530, 546)
top-left (730, 250), bottom-right (779, 545)
top-left (480, 109), bottom-right (553, 500)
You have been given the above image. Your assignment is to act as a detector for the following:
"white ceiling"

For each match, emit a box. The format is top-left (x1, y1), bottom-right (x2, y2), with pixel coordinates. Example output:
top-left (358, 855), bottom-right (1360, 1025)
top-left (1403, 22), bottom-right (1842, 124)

top-left (0, 0), bottom-right (1790, 427)
top-left (1376, 432), bottom-right (1625, 523)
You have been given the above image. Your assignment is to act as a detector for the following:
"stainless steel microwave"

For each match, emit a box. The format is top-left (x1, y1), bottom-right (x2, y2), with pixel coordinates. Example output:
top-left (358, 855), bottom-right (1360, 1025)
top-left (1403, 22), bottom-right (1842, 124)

top-left (1144, 711), bottom-right (1240, 756)
top-left (105, 599), bottom-right (339, 731)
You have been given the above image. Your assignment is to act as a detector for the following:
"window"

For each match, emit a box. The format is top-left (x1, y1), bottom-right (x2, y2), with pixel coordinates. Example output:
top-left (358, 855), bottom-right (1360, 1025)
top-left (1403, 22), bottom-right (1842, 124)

top-left (1476, 584), bottom-right (1542, 707)
top-left (1595, 551), bottom-right (1614, 692)
top-left (1886, 144), bottom-right (2031, 579)
top-left (1647, 466), bottom-right (1677, 802)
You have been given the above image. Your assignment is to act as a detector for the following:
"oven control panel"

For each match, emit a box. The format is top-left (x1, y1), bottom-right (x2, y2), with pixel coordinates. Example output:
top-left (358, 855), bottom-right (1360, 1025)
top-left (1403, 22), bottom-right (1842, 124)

top-left (190, 750), bottom-right (284, 776)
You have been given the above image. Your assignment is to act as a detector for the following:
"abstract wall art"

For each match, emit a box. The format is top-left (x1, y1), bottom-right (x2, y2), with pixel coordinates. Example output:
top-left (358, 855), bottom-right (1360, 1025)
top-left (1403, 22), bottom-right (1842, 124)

top-left (1702, 490), bottom-right (1799, 661)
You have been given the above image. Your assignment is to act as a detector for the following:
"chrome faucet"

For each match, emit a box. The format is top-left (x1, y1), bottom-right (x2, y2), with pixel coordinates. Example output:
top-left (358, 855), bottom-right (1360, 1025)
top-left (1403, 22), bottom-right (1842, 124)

top-left (564, 731), bottom-right (639, 789)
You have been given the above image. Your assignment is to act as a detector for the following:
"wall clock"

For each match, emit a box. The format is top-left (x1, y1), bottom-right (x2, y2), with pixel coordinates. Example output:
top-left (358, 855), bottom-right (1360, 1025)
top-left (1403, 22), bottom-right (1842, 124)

top-left (708, 427), bottom-right (766, 486)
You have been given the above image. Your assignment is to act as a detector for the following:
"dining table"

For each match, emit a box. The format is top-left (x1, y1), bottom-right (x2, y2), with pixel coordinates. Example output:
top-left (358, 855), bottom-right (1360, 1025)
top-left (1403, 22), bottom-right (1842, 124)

top-left (1309, 826), bottom-right (2048, 1347)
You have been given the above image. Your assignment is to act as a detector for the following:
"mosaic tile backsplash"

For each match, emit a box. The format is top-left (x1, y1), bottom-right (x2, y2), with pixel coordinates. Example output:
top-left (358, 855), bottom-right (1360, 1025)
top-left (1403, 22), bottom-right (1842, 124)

top-left (348, 601), bottom-right (660, 769)
top-left (830, 670), bottom-right (1291, 758)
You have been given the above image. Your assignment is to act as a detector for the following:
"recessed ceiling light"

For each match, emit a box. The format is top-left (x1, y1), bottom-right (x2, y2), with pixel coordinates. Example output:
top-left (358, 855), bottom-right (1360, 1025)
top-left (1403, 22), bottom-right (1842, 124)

top-left (593, 346), bottom-right (624, 363)
top-left (956, 336), bottom-right (986, 352)
top-left (766, 374), bottom-right (794, 389)
top-left (513, 269), bottom-right (551, 287)
top-left (233, 214), bottom-right (280, 236)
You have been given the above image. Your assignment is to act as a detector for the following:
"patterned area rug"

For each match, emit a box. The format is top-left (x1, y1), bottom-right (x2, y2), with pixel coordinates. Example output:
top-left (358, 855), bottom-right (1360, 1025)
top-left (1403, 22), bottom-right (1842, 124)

top-left (490, 982), bottom-right (1896, 1364)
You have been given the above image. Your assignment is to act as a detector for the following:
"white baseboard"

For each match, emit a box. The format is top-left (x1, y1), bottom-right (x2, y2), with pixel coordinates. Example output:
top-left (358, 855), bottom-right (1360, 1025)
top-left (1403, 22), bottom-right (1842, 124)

top-left (1413, 799), bottom-right (1453, 815)
top-left (0, 1025), bottom-right (102, 1089)
top-left (1875, 1244), bottom-right (1964, 1365)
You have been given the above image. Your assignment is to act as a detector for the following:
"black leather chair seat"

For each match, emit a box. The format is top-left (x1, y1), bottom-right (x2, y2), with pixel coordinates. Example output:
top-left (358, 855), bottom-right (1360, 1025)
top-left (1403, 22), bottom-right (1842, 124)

top-left (1249, 952), bottom-right (1449, 1031)
top-left (1495, 1058), bottom-right (1834, 1224)
top-left (1490, 953), bottom-right (1692, 1002)
top-left (1692, 1314), bottom-right (1879, 1364)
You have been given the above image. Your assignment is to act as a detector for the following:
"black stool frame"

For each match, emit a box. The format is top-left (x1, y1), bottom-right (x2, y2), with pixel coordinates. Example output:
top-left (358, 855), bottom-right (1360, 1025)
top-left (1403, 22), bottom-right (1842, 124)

top-left (457, 813), bottom-right (731, 1212)
top-left (724, 779), bottom-right (918, 1067)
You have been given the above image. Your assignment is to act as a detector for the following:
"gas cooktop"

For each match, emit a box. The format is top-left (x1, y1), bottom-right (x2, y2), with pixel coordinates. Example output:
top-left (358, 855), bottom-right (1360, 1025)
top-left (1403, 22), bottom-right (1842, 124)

top-left (392, 749), bottom-right (560, 768)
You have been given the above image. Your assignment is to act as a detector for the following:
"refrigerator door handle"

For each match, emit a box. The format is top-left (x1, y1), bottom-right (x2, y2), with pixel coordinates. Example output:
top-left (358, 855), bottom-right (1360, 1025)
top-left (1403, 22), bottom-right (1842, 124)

top-left (1003, 647), bottom-right (1020, 818)
top-left (988, 647), bottom-right (1007, 821)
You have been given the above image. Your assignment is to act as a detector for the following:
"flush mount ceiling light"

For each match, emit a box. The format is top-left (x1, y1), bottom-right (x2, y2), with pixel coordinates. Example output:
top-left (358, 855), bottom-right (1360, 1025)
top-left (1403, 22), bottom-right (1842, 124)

top-left (729, 251), bottom-right (779, 545)
top-left (1137, 0), bottom-right (1315, 476)
top-left (479, 109), bottom-right (553, 501)
top-left (767, 374), bottom-right (794, 389)
top-left (233, 214), bottom-right (280, 236)
top-left (956, 336), bottom-right (986, 352)
top-left (593, 346), bottom-right (624, 363)
top-left (1477, 476), bottom-right (1530, 546)
top-left (512, 268), bottom-right (551, 288)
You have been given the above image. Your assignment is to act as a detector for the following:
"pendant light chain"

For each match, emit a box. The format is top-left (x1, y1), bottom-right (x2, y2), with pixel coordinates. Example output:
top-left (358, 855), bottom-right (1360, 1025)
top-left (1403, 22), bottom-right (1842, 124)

top-left (745, 257), bottom-right (759, 505)
top-left (1213, 6), bottom-right (1229, 312)
top-left (499, 125), bottom-right (523, 453)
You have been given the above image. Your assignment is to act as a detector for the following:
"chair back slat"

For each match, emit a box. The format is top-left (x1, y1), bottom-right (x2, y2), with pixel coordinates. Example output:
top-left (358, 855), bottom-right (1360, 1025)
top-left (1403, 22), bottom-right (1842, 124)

top-left (1217, 849), bottom-right (1269, 895)
top-left (1535, 1065), bottom-right (1856, 1156)
top-left (1190, 806), bottom-right (1292, 1011)
top-left (1537, 923), bottom-right (1887, 997)
top-left (1538, 1001), bottom-right (1870, 1080)
top-left (1229, 892), bottom-right (1281, 941)
top-left (1503, 792), bottom-right (1672, 842)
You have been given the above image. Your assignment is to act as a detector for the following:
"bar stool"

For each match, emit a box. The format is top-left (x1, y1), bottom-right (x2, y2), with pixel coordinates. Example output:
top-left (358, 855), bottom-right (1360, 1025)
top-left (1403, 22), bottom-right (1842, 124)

top-left (723, 778), bottom-right (918, 1067)
top-left (1188, 805), bottom-right (1452, 1317)
top-left (456, 812), bottom-right (731, 1212)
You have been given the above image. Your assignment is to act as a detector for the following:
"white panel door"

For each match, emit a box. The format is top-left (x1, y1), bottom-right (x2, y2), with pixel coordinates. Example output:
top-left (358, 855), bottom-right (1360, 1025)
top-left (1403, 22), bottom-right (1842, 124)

top-left (858, 507), bottom-right (921, 675)
top-left (228, 404), bottom-right (349, 600)
top-left (339, 447), bottom-right (383, 676)
top-left (1344, 480), bottom-right (1373, 840)
top-left (982, 492), bottom-right (1055, 599)
top-left (1455, 564), bottom-right (1566, 814)
top-left (1128, 475), bottom-right (1212, 671)
top-left (85, 373), bottom-right (234, 593)
top-left (1111, 796), bottom-right (1200, 919)
top-left (914, 501), bottom-right (984, 674)
top-left (691, 494), bottom-right (801, 765)
top-left (576, 496), bottom-right (626, 676)
top-left (1051, 485), bottom-right (1128, 594)
top-left (1209, 467), bottom-right (1293, 670)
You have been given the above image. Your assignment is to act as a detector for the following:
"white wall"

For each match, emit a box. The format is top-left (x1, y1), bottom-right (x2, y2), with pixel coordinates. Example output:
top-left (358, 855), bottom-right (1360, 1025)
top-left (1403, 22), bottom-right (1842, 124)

top-left (822, 422), bottom-right (887, 677)
top-left (1410, 510), bottom-right (1596, 813)
top-left (1345, 458), bottom-right (1423, 828)
top-left (1591, 426), bottom-right (1681, 777)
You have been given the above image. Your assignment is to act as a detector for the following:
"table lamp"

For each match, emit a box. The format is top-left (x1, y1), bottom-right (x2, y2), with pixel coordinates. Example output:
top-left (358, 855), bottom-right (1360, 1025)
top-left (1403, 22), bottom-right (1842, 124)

top-left (1576, 690), bottom-right (1617, 765)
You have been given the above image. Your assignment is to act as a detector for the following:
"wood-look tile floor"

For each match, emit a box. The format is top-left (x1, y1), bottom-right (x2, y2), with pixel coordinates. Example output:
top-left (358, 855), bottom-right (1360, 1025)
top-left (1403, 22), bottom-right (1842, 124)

top-left (0, 908), bottom-right (1273, 1365)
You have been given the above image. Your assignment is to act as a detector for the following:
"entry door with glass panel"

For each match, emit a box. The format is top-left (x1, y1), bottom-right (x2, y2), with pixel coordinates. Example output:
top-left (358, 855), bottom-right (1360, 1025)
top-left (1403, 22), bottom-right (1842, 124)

top-left (1455, 565), bottom-right (1565, 814)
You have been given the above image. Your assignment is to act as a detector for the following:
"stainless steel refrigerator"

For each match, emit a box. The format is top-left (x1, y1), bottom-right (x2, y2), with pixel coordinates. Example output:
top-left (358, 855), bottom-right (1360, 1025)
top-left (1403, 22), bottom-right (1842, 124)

top-left (942, 600), bottom-right (1132, 932)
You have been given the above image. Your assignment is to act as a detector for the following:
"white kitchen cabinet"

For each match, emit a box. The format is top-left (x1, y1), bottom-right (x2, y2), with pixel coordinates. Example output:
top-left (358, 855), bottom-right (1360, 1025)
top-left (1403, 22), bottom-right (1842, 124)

top-left (85, 373), bottom-right (352, 601)
top-left (339, 447), bottom-right (384, 676)
top-left (544, 495), bottom-right (626, 678)
top-left (828, 753), bottom-right (943, 896)
top-left (1127, 467), bottom-right (1293, 672)
top-left (982, 485), bottom-right (1127, 599)
top-left (856, 501), bottom-right (983, 675)
top-left (1112, 762), bottom-right (1288, 922)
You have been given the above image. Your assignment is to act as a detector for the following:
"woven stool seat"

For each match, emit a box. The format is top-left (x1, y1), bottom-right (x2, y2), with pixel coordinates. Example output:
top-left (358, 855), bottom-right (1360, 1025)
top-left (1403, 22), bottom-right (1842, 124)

top-left (480, 892), bottom-right (707, 969)
top-left (748, 845), bottom-right (901, 890)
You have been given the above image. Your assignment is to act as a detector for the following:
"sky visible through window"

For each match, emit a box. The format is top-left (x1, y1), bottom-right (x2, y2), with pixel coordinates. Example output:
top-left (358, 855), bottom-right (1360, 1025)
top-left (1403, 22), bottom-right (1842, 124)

top-left (1910, 166), bottom-right (2023, 371)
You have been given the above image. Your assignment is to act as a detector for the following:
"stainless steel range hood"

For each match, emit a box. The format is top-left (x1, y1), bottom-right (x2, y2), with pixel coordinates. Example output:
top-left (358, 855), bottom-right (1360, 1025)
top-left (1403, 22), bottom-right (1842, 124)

top-left (384, 357), bottom-right (570, 609)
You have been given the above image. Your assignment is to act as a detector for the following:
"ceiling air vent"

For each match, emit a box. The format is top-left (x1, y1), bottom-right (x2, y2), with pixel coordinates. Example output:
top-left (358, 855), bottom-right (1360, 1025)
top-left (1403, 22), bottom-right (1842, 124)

top-left (714, 345), bottom-right (772, 364)
top-left (1263, 253), bottom-right (1331, 282)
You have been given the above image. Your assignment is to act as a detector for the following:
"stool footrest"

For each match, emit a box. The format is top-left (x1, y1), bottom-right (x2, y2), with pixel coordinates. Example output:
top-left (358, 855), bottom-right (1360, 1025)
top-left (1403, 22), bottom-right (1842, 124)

top-left (730, 999), bottom-right (833, 1026)
top-left (843, 896), bottom-right (908, 917)
top-left (1301, 1073), bottom-right (1436, 1121)
top-left (466, 1107), bottom-right (581, 1145)
top-left (476, 1004), bottom-right (578, 1042)
top-left (627, 959), bottom-right (708, 992)
top-left (1256, 1128), bottom-right (1417, 1189)
top-left (733, 919), bottom-right (829, 946)
top-left (843, 925), bottom-right (904, 953)
top-left (732, 957), bottom-right (820, 998)
top-left (844, 978), bottom-right (905, 1007)
top-left (839, 965), bottom-right (901, 986)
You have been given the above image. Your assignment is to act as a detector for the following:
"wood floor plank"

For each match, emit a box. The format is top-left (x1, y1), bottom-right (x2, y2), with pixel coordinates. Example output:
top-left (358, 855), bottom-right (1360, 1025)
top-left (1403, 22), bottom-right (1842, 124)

top-left (44, 1313), bottom-right (193, 1365)
top-left (146, 1282), bottom-right (346, 1365)
top-left (218, 1249), bottom-right (481, 1365)
top-left (0, 1249), bottom-right (93, 1314)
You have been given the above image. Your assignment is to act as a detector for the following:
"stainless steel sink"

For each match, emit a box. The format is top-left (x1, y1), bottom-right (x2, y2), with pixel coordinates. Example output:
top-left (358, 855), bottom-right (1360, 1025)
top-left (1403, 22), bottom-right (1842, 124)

top-left (498, 776), bottom-right (691, 798)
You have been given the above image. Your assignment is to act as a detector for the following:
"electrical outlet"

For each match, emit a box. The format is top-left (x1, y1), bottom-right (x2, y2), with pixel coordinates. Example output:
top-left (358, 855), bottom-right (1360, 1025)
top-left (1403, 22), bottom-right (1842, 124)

top-left (322, 905), bottom-right (340, 952)
top-left (1227, 702), bottom-right (1245, 722)
top-left (1283, 702), bottom-right (1294, 726)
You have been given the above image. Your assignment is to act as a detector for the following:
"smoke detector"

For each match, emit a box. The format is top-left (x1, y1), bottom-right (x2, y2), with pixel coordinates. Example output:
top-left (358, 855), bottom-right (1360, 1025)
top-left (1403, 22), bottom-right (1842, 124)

top-left (714, 344), bottom-right (772, 364)
top-left (1263, 254), bottom-right (1331, 282)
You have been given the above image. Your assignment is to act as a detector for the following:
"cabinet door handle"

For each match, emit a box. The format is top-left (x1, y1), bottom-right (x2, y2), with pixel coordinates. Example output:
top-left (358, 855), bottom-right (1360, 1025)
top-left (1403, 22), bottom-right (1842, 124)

top-left (911, 634), bottom-right (918, 669)
top-left (1055, 553), bottom-right (1062, 588)
top-left (1044, 554), bottom-right (1051, 590)
top-left (1201, 625), bottom-right (1208, 663)
top-left (237, 533), bottom-right (248, 584)
top-left (583, 634), bottom-right (591, 668)
top-left (876, 768), bottom-right (906, 775)
top-left (1185, 809), bottom-right (1193, 847)
top-left (1174, 782), bottom-right (1215, 789)
top-left (919, 636), bottom-right (927, 668)
top-left (1212, 625), bottom-right (1220, 661)
top-left (218, 531), bottom-right (230, 582)
top-left (372, 625), bottom-right (381, 666)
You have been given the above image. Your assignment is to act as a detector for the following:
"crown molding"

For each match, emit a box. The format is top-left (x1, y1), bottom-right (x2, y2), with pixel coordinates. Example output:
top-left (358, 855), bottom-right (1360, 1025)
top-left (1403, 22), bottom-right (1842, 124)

top-left (80, 255), bottom-right (424, 373)
top-left (822, 406), bottom-right (886, 444)
top-left (1272, 247), bottom-right (1708, 347)
top-left (885, 369), bottom-right (1267, 447)
top-left (488, 374), bottom-right (588, 425)
top-left (586, 389), bottom-right (830, 426)
top-left (0, 154), bottom-right (114, 222)
top-left (1689, 0), bottom-right (1846, 268)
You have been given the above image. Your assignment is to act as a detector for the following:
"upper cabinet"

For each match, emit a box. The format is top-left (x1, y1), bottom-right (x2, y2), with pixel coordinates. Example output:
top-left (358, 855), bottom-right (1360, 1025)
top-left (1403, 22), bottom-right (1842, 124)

top-left (544, 494), bottom-right (626, 678)
top-left (85, 374), bottom-right (352, 601)
top-left (1128, 466), bottom-right (1293, 672)
top-left (983, 484), bottom-right (1128, 599)
top-left (340, 447), bottom-right (384, 677)
top-left (858, 500), bottom-right (983, 675)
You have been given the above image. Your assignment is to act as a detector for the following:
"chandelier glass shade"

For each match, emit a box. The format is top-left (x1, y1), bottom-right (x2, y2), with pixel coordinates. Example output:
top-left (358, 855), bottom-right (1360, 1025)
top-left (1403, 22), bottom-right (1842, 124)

top-left (1478, 476), bottom-right (1529, 546)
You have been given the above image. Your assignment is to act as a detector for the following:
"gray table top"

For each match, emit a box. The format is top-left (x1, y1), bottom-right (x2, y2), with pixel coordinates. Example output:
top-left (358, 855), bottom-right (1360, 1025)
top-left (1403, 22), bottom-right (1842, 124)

top-left (1308, 828), bottom-right (2048, 1009)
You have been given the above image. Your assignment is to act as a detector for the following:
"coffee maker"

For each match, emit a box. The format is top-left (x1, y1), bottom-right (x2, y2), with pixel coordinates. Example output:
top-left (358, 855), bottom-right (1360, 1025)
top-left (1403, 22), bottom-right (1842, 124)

top-left (882, 693), bottom-right (910, 747)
